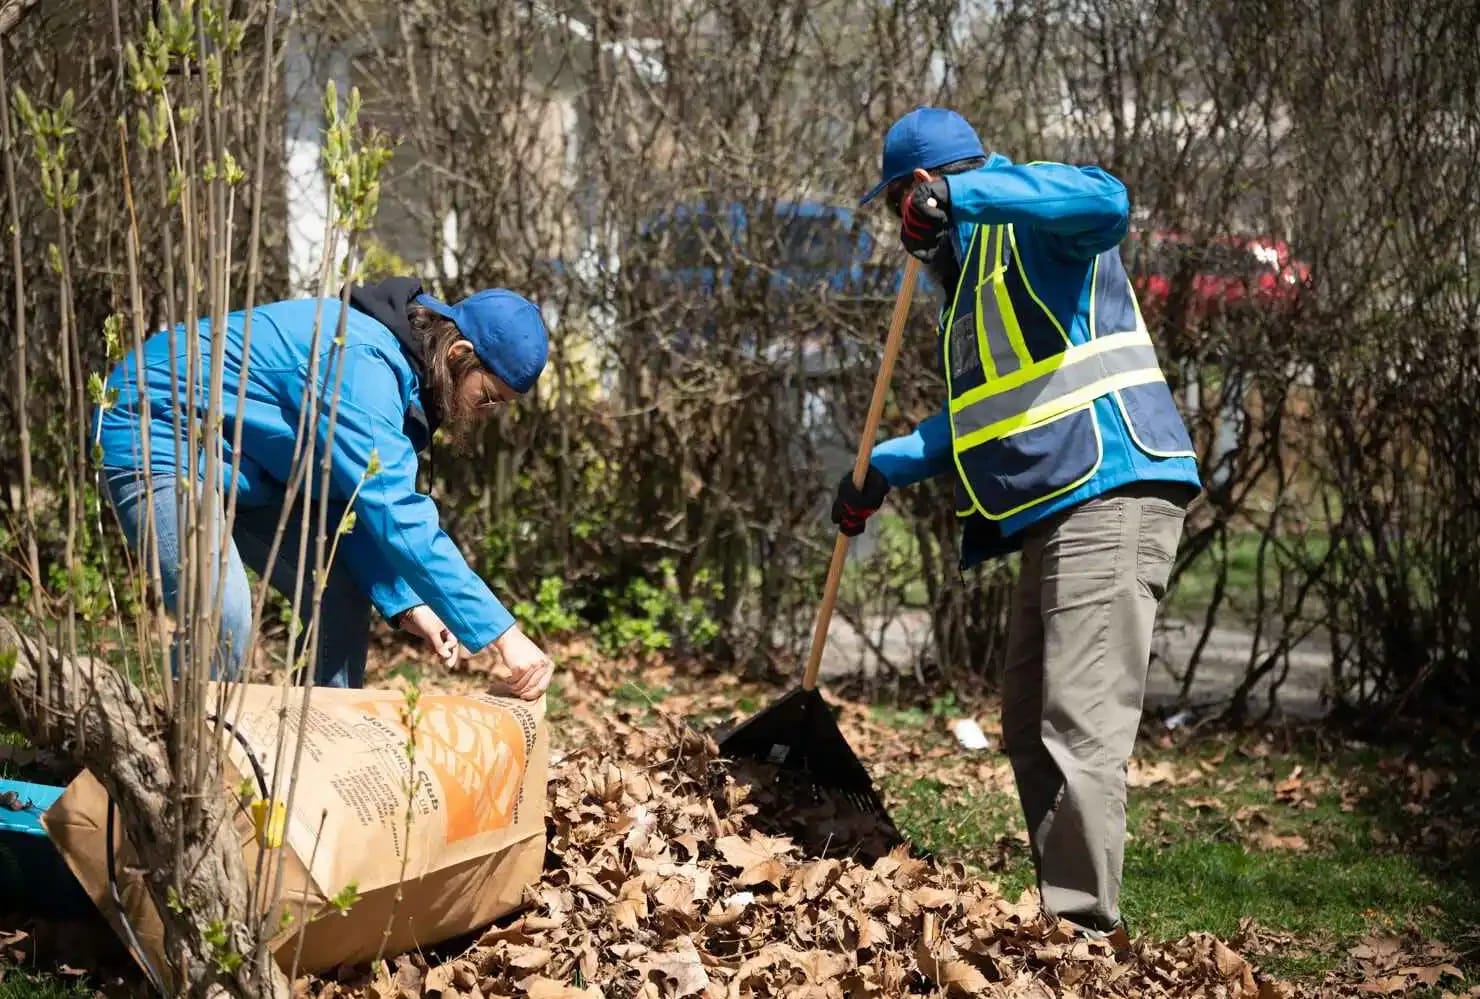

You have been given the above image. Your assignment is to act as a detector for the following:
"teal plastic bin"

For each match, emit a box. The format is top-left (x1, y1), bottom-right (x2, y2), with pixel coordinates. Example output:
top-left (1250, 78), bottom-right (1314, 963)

top-left (0, 777), bottom-right (95, 918)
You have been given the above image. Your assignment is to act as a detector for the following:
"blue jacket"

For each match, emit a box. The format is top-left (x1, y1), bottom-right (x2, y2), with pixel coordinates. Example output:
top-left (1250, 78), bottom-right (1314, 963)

top-left (95, 291), bottom-right (517, 651)
top-left (869, 154), bottom-right (1202, 568)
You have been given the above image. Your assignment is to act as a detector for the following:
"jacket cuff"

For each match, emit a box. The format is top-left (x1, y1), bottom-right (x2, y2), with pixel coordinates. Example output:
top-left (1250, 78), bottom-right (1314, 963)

top-left (454, 601), bottom-right (517, 654)
top-left (367, 577), bottom-right (421, 625)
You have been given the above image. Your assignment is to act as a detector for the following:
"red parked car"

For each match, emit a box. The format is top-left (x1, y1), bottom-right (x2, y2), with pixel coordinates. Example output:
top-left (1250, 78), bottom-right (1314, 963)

top-left (1125, 229), bottom-right (1311, 322)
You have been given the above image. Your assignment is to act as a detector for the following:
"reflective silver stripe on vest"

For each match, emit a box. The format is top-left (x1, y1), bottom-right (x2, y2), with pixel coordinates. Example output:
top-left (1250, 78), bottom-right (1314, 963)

top-left (952, 335), bottom-right (1162, 438)
top-left (949, 312), bottom-right (982, 381)
top-left (978, 226), bottom-right (1023, 377)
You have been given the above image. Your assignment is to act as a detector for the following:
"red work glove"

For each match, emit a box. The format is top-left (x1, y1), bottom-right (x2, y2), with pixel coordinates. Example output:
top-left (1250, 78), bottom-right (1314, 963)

top-left (899, 177), bottom-right (952, 261)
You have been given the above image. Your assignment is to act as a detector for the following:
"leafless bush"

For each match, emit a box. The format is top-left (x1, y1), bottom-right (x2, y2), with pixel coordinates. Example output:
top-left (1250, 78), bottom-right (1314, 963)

top-left (4, 0), bottom-right (1479, 763)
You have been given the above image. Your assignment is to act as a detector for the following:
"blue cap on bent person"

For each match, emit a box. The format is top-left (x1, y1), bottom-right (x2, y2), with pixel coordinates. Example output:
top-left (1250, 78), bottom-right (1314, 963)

top-left (414, 288), bottom-right (549, 394)
top-left (860, 105), bottom-right (987, 206)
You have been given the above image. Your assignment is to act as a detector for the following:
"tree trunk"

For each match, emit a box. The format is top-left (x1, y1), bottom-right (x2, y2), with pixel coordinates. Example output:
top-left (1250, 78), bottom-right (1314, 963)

top-left (0, 615), bottom-right (290, 999)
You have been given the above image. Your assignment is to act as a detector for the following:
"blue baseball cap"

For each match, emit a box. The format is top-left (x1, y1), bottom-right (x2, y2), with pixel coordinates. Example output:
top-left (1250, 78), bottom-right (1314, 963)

top-left (860, 106), bottom-right (986, 206)
top-left (415, 288), bottom-right (549, 394)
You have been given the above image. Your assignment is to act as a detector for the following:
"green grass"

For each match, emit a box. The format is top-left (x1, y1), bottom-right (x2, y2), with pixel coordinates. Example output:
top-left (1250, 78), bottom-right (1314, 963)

top-left (612, 678), bottom-right (669, 707)
top-left (1168, 529), bottom-right (1334, 623)
top-left (889, 774), bottom-right (1033, 894)
top-left (1168, 530), bottom-right (1266, 621)
top-left (883, 724), bottom-right (1479, 986)
top-left (604, 678), bottom-right (671, 726)
top-left (0, 723), bottom-right (47, 784)
top-left (869, 692), bottom-right (961, 732)
top-left (0, 970), bottom-right (95, 999)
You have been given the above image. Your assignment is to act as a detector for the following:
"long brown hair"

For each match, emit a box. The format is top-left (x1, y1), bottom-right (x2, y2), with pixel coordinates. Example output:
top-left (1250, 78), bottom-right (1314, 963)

top-left (409, 304), bottom-right (483, 440)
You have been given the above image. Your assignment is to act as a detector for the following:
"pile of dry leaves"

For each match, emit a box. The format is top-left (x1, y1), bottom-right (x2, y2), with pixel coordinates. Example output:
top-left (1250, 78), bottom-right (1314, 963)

top-left (300, 711), bottom-right (1300, 999)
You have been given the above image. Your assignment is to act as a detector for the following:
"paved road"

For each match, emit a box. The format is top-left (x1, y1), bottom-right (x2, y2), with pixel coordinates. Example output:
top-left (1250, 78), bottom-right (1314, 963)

top-left (811, 608), bottom-right (1332, 721)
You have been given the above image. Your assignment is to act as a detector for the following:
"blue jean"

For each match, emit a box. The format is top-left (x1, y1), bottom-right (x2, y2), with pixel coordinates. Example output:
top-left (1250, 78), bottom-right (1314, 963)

top-left (104, 468), bottom-right (370, 687)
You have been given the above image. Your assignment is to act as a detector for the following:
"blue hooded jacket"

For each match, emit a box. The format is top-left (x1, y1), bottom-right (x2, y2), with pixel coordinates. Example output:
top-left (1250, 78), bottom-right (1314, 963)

top-left (867, 153), bottom-right (1202, 567)
top-left (95, 278), bottom-right (517, 651)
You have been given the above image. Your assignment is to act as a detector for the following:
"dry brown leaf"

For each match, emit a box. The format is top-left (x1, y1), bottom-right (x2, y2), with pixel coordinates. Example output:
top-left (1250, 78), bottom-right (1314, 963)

top-left (793, 859), bottom-right (841, 901)
top-left (505, 945), bottom-right (553, 971)
top-left (392, 958), bottom-right (424, 997)
top-left (1350, 933), bottom-right (1404, 965)
top-left (916, 945), bottom-right (991, 998)
top-left (1252, 831), bottom-right (1308, 851)
top-left (655, 874), bottom-right (697, 913)
top-left (715, 833), bottom-right (792, 887)
top-left (790, 949), bottom-right (848, 983)
top-left (1233, 804), bottom-right (1270, 827)
top-left (569, 868), bottom-right (617, 903)
top-left (1127, 759), bottom-right (1192, 787)
top-left (703, 902), bottom-right (747, 929)
top-left (860, 878), bottom-right (893, 911)
top-left (638, 938), bottom-right (710, 997)
top-left (1398, 963), bottom-right (1465, 987)
top-left (595, 761), bottom-right (625, 803)
top-left (913, 886), bottom-right (960, 910)
top-left (423, 965), bottom-right (456, 996)
top-left (1212, 938), bottom-right (1248, 978)
top-left (611, 877), bottom-right (649, 931)
top-left (294, 683), bottom-right (1379, 999)
top-left (728, 946), bottom-right (792, 999)
top-left (526, 980), bottom-right (604, 999)
top-left (452, 964), bottom-right (479, 992)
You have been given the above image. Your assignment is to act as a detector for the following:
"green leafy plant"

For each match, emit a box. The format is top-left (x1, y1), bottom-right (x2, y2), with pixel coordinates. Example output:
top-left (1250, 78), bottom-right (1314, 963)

top-left (511, 577), bottom-right (585, 638)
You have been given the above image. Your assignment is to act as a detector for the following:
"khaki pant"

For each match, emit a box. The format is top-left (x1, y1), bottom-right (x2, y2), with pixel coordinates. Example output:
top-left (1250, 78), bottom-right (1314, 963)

top-left (1001, 482), bottom-right (1190, 933)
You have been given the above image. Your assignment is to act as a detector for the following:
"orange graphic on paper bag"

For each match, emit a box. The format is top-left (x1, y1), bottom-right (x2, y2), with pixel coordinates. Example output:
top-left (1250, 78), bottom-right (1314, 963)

top-left (349, 695), bottom-right (529, 844)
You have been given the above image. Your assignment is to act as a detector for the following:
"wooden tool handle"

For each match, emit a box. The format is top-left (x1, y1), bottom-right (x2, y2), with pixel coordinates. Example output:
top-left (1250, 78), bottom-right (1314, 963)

top-left (800, 255), bottom-right (922, 691)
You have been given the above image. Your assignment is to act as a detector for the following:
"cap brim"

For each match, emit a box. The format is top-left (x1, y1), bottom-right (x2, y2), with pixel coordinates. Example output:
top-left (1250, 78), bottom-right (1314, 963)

top-left (414, 292), bottom-right (457, 320)
top-left (859, 179), bottom-right (890, 206)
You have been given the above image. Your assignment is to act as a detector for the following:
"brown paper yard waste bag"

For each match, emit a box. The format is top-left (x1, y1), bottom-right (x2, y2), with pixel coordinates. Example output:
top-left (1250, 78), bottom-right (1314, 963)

top-left (41, 682), bottom-right (549, 989)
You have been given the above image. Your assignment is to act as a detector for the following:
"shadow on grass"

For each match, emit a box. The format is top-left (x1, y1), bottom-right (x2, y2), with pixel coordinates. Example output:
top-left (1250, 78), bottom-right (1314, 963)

top-left (0, 910), bottom-right (145, 998)
top-left (1345, 723), bottom-right (1480, 956)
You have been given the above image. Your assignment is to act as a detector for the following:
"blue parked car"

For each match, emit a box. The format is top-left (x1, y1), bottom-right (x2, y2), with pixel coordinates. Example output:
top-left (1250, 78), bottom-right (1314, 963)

top-left (629, 195), bottom-right (929, 363)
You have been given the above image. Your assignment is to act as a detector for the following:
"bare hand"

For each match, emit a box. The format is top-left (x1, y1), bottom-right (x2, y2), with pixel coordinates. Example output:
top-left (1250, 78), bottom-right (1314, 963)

top-left (490, 626), bottom-right (554, 701)
top-left (397, 605), bottom-right (459, 669)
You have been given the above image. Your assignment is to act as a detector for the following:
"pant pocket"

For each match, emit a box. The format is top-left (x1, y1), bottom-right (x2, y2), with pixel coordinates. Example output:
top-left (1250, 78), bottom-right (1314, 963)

top-left (1136, 500), bottom-right (1184, 601)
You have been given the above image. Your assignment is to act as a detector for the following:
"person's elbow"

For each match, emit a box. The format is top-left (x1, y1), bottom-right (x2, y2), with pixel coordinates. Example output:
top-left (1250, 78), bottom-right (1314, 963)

top-left (1079, 167), bottom-right (1131, 250)
top-left (1047, 172), bottom-right (1131, 259)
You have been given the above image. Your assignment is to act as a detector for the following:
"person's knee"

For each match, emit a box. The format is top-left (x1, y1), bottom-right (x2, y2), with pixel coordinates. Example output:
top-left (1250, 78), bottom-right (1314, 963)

top-left (212, 566), bottom-right (256, 680)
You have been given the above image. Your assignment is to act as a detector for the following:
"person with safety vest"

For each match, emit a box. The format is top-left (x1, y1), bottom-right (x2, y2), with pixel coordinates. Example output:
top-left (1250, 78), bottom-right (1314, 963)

top-left (833, 107), bottom-right (1203, 943)
top-left (94, 277), bottom-right (556, 699)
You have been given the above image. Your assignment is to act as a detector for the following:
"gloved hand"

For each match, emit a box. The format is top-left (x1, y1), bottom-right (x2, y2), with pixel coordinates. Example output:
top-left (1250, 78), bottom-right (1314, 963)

top-left (899, 177), bottom-right (952, 261)
top-left (830, 465), bottom-right (891, 537)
